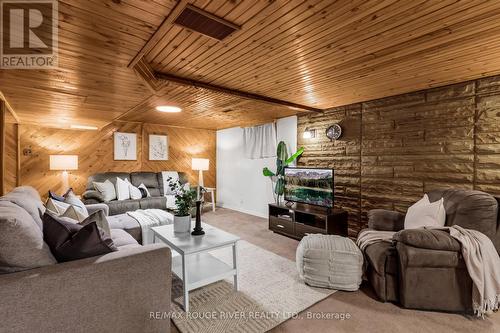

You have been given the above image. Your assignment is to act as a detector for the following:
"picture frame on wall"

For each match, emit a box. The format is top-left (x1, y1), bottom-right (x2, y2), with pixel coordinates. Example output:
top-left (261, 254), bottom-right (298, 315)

top-left (149, 134), bottom-right (168, 161)
top-left (114, 132), bottom-right (137, 160)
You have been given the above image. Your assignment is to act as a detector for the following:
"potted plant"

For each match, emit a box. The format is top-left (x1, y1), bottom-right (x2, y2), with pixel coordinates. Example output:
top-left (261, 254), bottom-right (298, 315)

top-left (168, 178), bottom-right (197, 233)
top-left (263, 141), bottom-right (304, 204)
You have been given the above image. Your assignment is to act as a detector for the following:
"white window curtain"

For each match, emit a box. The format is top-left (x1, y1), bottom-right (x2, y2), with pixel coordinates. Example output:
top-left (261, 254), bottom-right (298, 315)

top-left (243, 122), bottom-right (277, 159)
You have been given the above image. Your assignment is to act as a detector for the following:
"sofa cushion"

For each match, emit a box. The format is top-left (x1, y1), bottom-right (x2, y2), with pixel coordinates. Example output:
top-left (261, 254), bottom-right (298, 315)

top-left (397, 243), bottom-right (465, 268)
top-left (0, 201), bottom-right (56, 273)
top-left (42, 212), bottom-right (117, 262)
top-left (394, 229), bottom-right (461, 252)
top-left (148, 187), bottom-right (161, 197)
top-left (0, 186), bottom-right (46, 230)
top-left (365, 241), bottom-right (398, 276)
top-left (139, 197), bottom-right (167, 210)
top-left (367, 209), bottom-right (405, 231)
top-left (107, 213), bottom-right (142, 243)
top-left (110, 229), bottom-right (139, 248)
top-left (107, 199), bottom-right (141, 216)
top-left (130, 172), bottom-right (159, 188)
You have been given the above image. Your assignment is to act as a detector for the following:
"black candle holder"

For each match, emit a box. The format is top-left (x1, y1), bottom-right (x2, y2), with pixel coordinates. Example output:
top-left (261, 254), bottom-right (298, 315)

top-left (191, 200), bottom-right (205, 235)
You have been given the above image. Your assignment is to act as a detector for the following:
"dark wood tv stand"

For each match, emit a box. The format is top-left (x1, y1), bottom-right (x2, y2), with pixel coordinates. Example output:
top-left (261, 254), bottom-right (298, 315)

top-left (268, 202), bottom-right (348, 239)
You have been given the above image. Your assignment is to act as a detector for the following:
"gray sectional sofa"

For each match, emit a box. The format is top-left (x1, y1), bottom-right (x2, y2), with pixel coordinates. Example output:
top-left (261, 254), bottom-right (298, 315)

top-left (0, 186), bottom-right (172, 333)
top-left (83, 171), bottom-right (189, 215)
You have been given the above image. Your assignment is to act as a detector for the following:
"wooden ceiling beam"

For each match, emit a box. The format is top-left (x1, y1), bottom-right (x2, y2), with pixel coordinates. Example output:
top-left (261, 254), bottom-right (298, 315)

top-left (155, 72), bottom-right (322, 113)
top-left (0, 91), bottom-right (20, 124)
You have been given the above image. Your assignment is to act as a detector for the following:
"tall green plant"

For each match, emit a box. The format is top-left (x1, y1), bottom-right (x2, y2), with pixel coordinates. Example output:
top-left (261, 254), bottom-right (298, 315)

top-left (263, 141), bottom-right (304, 201)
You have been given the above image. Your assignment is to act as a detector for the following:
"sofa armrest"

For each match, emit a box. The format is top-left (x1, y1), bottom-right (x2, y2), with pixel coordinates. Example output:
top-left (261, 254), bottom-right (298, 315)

top-left (82, 189), bottom-right (104, 202)
top-left (394, 229), bottom-right (461, 252)
top-left (85, 203), bottom-right (109, 216)
top-left (367, 209), bottom-right (405, 231)
top-left (0, 244), bottom-right (172, 333)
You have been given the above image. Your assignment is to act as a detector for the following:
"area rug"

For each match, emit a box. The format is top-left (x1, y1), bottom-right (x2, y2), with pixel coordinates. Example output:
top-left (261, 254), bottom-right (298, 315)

top-left (171, 240), bottom-right (336, 333)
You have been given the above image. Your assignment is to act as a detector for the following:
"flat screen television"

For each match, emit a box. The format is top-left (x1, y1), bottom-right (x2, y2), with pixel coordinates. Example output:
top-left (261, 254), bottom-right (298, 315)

top-left (284, 167), bottom-right (334, 207)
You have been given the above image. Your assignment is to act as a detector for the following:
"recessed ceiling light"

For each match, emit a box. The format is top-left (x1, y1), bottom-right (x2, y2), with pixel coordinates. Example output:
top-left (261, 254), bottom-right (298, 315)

top-left (155, 105), bottom-right (182, 113)
top-left (70, 124), bottom-right (98, 130)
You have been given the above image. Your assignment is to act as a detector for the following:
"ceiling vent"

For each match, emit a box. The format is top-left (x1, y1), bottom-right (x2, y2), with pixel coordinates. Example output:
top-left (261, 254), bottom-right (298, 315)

top-left (174, 4), bottom-right (240, 41)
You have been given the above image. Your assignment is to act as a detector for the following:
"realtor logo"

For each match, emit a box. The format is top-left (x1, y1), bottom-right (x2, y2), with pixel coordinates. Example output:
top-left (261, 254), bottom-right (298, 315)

top-left (1, 0), bottom-right (58, 68)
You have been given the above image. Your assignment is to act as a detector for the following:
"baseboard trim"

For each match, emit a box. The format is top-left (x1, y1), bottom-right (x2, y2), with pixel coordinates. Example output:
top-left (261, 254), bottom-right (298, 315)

top-left (217, 203), bottom-right (268, 219)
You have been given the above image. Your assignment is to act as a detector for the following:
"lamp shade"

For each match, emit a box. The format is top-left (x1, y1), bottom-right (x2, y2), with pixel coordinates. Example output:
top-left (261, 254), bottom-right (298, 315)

top-left (50, 155), bottom-right (78, 171)
top-left (191, 158), bottom-right (209, 171)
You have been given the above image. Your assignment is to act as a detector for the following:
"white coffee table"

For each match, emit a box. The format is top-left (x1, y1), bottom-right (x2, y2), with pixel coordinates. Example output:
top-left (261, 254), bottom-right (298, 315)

top-left (151, 222), bottom-right (240, 312)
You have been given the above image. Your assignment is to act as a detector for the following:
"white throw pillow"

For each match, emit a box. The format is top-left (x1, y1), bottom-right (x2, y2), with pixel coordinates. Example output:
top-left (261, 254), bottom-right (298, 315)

top-left (138, 183), bottom-right (151, 197)
top-left (162, 171), bottom-right (179, 195)
top-left (404, 194), bottom-right (446, 229)
top-left (45, 198), bottom-right (70, 215)
top-left (166, 195), bottom-right (177, 210)
top-left (115, 177), bottom-right (131, 201)
top-left (129, 182), bottom-right (142, 200)
top-left (93, 180), bottom-right (116, 202)
top-left (60, 205), bottom-right (87, 222)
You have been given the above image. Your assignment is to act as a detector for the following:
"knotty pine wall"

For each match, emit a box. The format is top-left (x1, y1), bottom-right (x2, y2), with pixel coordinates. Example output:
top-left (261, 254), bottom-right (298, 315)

top-left (4, 122), bottom-right (18, 193)
top-left (19, 122), bottom-right (216, 198)
top-left (298, 75), bottom-right (500, 237)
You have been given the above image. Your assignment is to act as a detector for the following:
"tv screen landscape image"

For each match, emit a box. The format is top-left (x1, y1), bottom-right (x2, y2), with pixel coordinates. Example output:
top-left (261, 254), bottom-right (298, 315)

top-left (284, 167), bottom-right (334, 207)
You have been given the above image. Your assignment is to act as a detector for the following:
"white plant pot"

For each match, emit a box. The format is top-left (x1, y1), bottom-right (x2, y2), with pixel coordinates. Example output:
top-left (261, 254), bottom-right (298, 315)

top-left (174, 215), bottom-right (191, 233)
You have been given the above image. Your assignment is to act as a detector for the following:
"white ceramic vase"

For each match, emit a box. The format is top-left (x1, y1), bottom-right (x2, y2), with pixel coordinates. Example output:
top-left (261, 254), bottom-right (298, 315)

top-left (174, 215), bottom-right (191, 233)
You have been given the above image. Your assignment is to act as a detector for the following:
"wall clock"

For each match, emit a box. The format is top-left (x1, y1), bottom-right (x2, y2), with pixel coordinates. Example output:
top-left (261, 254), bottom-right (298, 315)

top-left (326, 124), bottom-right (342, 141)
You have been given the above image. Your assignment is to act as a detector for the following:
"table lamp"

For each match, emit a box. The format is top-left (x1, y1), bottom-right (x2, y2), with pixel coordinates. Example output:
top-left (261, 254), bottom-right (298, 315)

top-left (50, 155), bottom-right (78, 191)
top-left (191, 158), bottom-right (209, 199)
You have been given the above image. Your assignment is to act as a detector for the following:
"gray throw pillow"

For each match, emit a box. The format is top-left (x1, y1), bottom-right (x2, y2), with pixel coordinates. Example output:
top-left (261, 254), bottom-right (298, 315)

top-left (42, 211), bottom-right (117, 262)
top-left (0, 201), bottom-right (56, 273)
top-left (93, 180), bottom-right (117, 202)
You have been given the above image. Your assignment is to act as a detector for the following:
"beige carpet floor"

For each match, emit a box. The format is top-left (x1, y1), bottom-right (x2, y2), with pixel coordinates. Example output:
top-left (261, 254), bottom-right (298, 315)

top-left (171, 208), bottom-right (500, 333)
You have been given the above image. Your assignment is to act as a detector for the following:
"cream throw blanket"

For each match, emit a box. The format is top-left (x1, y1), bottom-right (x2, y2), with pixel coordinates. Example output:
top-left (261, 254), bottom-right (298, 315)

top-left (441, 225), bottom-right (500, 317)
top-left (356, 227), bottom-right (500, 317)
top-left (127, 209), bottom-right (174, 245)
top-left (356, 230), bottom-right (395, 251)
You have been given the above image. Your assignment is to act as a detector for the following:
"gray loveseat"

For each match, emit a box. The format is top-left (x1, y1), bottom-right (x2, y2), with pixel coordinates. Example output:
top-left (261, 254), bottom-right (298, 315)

top-left (82, 171), bottom-right (189, 215)
top-left (0, 186), bottom-right (172, 333)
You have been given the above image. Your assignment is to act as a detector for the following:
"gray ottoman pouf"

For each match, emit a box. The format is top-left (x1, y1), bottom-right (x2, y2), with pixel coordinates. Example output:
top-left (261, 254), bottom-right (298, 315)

top-left (296, 234), bottom-right (363, 291)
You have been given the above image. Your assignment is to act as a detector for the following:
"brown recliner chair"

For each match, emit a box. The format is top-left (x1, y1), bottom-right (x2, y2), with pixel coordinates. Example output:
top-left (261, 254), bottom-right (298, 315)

top-left (363, 189), bottom-right (500, 312)
top-left (395, 189), bottom-right (500, 312)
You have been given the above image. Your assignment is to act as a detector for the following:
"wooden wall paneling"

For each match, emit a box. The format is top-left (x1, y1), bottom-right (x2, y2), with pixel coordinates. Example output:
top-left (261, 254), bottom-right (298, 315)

top-left (4, 123), bottom-right (18, 193)
top-left (298, 75), bottom-right (500, 236)
top-left (141, 123), bottom-right (216, 188)
top-left (20, 122), bottom-right (144, 197)
top-left (16, 124), bottom-right (20, 186)
top-left (19, 121), bottom-right (216, 199)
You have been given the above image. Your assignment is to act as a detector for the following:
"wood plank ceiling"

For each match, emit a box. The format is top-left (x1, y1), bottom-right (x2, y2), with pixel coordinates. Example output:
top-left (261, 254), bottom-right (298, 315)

top-left (2, 0), bottom-right (500, 130)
